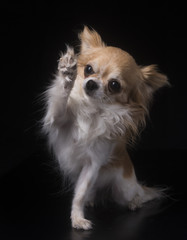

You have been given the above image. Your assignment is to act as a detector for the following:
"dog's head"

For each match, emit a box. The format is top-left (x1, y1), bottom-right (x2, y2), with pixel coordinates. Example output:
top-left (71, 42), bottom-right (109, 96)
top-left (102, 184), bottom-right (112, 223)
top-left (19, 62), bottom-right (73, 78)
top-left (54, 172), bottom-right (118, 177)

top-left (75, 26), bottom-right (168, 140)
top-left (77, 26), bottom-right (168, 107)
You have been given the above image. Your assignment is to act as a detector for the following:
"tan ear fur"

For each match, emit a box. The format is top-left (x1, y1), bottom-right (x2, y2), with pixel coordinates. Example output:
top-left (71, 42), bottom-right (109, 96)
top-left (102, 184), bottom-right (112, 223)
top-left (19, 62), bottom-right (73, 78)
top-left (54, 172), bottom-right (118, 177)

top-left (126, 65), bottom-right (169, 137)
top-left (79, 26), bottom-right (105, 53)
top-left (141, 64), bottom-right (169, 93)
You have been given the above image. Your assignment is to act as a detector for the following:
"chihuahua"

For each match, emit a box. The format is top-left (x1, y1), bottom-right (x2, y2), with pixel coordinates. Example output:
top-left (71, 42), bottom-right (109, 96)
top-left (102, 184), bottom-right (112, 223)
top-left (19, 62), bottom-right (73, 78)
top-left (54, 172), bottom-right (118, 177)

top-left (43, 26), bottom-right (168, 230)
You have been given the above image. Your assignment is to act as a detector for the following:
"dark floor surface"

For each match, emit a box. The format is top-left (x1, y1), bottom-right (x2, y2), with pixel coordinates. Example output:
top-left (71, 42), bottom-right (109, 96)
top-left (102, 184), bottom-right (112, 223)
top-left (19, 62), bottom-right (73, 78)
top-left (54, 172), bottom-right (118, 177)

top-left (1, 2), bottom-right (187, 239)
top-left (0, 149), bottom-right (187, 240)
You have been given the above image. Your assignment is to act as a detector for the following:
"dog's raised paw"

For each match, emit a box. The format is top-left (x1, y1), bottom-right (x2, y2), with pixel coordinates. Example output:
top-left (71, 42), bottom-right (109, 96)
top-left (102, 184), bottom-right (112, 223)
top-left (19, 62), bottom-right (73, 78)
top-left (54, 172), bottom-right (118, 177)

top-left (58, 46), bottom-right (77, 82)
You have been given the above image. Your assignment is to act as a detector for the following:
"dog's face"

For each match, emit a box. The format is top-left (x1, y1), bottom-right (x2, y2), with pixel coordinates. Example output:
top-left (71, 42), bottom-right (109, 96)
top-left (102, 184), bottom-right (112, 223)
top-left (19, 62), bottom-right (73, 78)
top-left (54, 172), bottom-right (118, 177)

top-left (77, 26), bottom-right (168, 107)
top-left (78, 46), bottom-right (140, 105)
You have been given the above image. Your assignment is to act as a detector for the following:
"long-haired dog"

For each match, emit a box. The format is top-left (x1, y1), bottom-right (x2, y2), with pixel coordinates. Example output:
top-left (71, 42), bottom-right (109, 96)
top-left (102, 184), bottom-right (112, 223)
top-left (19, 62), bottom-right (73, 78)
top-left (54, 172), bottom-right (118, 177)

top-left (43, 26), bottom-right (168, 230)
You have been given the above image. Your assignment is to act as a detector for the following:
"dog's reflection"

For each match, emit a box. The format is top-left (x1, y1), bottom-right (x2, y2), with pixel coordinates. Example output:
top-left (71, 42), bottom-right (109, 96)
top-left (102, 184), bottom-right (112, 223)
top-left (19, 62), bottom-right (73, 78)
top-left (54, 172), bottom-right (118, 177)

top-left (68, 200), bottom-right (168, 240)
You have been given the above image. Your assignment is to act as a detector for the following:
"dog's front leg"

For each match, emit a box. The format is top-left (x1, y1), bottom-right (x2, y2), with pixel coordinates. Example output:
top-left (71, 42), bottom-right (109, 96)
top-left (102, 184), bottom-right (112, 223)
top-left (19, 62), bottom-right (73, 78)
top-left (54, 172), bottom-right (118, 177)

top-left (71, 163), bottom-right (99, 230)
top-left (44, 46), bottom-right (77, 128)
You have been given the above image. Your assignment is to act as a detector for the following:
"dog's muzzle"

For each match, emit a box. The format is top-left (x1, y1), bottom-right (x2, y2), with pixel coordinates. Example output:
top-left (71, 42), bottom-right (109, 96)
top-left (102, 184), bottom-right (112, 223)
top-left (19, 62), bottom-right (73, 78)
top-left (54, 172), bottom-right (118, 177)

top-left (86, 80), bottom-right (99, 91)
top-left (85, 79), bottom-right (99, 95)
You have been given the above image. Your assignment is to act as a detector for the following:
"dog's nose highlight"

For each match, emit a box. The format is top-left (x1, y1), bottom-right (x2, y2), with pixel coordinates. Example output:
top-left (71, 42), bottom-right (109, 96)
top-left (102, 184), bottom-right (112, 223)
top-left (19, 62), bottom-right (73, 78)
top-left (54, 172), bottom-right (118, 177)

top-left (86, 80), bottom-right (99, 91)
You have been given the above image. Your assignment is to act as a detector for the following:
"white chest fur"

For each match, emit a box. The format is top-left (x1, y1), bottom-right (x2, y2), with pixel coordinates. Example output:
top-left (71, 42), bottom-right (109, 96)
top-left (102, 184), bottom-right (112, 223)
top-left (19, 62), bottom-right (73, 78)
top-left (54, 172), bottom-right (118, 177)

top-left (49, 93), bottom-right (130, 180)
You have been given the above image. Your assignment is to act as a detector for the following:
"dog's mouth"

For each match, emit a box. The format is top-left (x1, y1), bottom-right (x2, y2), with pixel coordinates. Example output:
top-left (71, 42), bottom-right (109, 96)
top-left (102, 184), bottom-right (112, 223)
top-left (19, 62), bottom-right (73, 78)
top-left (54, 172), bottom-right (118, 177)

top-left (83, 78), bottom-right (114, 104)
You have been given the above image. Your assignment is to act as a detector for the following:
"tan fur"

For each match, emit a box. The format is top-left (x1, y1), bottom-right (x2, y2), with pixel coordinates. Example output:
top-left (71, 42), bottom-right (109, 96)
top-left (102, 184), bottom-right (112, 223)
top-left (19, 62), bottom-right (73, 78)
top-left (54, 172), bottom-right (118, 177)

top-left (77, 26), bottom-right (168, 193)
top-left (79, 26), bottom-right (105, 53)
top-left (43, 26), bottom-right (169, 230)
top-left (107, 141), bottom-right (134, 178)
top-left (77, 27), bottom-right (168, 144)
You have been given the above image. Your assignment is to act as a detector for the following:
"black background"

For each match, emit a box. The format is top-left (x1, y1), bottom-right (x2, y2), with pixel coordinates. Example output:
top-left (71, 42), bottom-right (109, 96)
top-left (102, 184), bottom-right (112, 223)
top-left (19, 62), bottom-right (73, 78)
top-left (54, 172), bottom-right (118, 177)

top-left (1, 1), bottom-right (187, 240)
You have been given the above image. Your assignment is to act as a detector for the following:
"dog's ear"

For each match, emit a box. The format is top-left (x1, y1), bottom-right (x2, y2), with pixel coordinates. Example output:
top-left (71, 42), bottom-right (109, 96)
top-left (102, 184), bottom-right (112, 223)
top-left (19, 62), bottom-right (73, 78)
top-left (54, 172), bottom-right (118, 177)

top-left (141, 65), bottom-right (169, 95)
top-left (79, 26), bottom-right (105, 53)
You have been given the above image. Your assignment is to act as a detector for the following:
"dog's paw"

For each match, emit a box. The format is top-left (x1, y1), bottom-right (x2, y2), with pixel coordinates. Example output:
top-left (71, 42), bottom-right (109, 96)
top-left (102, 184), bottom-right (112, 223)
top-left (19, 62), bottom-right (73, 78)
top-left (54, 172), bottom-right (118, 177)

top-left (71, 215), bottom-right (92, 230)
top-left (58, 46), bottom-right (77, 83)
top-left (128, 195), bottom-right (143, 211)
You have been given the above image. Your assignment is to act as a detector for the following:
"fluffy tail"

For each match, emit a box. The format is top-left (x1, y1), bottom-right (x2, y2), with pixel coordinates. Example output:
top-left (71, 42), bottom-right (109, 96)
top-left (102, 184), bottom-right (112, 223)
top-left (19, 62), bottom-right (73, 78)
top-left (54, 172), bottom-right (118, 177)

top-left (128, 184), bottom-right (167, 211)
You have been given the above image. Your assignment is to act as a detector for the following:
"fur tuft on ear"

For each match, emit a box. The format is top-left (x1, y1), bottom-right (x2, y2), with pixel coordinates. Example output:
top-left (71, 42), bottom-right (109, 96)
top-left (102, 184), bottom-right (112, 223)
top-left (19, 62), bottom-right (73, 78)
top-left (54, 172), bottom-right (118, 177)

top-left (141, 64), bottom-right (169, 93)
top-left (79, 26), bottom-right (105, 53)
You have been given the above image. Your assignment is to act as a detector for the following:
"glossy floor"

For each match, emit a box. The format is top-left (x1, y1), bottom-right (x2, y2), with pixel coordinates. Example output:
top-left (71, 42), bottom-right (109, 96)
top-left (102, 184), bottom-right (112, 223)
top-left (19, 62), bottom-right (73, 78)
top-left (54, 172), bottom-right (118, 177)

top-left (0, 149), bottom-right (186, 240)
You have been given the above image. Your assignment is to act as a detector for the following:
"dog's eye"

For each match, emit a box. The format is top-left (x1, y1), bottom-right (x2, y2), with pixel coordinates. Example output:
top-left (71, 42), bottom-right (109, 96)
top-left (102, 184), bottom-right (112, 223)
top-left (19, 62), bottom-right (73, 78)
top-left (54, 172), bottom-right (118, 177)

top-left (84, 65), bottom-right (94, 77)
top-left (108, 80), bottom-right (121, 93)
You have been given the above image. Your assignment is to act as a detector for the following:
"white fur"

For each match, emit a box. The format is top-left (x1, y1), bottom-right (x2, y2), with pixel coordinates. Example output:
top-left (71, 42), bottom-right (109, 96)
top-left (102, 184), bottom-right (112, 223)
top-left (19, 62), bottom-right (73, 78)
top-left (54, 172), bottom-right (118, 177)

top-left (43, 46), bottom-right (163, 230)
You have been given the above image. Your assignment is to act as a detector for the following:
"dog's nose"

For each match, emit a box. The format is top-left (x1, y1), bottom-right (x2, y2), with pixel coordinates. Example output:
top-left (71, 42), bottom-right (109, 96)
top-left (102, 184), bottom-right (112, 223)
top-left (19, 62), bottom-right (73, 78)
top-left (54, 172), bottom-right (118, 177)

top-left (86, 80), bottom-right (99, 92)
